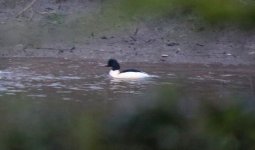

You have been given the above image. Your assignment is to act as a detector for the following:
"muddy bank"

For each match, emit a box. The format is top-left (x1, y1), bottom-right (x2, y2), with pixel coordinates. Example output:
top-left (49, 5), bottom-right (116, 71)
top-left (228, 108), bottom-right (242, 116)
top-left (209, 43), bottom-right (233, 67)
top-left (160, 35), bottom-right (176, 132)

top-left (0, 0), bottom-right (255, 65)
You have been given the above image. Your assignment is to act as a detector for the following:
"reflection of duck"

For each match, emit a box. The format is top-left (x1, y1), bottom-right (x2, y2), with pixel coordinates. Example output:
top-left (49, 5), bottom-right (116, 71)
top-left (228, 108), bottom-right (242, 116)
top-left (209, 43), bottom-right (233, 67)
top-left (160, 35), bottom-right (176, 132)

top-left (105, 59), bottom-right (150, 79)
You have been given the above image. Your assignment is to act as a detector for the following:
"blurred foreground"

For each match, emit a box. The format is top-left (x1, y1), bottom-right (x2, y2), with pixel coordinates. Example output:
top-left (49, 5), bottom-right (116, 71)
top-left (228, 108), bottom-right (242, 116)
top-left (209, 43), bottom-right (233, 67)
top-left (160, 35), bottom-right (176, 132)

top-left (0, 86), bottom-right (255, 150)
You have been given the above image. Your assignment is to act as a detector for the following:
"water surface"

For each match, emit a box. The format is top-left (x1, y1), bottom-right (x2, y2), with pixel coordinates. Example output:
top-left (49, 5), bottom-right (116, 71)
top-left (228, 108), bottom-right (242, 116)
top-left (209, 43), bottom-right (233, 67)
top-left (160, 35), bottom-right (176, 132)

top-left (0, 58), bottom-right (254, 105)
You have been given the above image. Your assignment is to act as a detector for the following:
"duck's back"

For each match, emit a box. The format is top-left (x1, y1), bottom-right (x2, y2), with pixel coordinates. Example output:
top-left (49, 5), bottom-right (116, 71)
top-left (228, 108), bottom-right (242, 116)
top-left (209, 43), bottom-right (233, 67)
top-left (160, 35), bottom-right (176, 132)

top-left (121, 69), bottom-right (141, 73)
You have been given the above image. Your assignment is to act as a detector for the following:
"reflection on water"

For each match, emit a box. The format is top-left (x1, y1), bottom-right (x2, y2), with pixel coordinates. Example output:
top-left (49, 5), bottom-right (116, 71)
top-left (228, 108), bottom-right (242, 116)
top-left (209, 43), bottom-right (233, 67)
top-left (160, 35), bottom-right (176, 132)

top-left (0, 58), bottom-right (254, 103)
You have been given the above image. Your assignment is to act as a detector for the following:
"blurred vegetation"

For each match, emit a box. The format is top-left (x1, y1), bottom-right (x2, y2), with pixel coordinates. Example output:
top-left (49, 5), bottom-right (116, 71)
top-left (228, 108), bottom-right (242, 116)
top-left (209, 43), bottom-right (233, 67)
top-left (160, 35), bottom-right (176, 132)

top-left (0, 86), bottom-right (255, 150)
top-left (109, 0), bottom-right (255, 26)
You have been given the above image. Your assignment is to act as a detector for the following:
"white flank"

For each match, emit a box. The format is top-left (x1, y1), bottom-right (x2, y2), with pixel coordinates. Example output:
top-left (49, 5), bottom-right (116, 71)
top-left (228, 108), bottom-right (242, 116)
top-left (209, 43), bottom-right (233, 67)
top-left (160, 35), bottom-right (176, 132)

top-left (109, 70), bottom-right (150, 79)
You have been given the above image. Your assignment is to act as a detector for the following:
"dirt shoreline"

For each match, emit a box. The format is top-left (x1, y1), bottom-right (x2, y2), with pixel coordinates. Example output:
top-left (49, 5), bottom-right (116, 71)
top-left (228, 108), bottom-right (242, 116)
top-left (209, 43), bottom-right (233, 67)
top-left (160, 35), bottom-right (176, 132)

top-left (0, 0), bottom-right (255, 65)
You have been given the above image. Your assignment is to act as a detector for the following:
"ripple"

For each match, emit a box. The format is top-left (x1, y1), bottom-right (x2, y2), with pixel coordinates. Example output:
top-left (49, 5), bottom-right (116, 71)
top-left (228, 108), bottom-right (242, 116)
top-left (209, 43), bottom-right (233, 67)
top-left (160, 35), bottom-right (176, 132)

top-left (27, 94), bottom-right (47, 98)
top-left (63, 97), bottom-right (72, 101)
top-left (0, 86), bottom-right (8, 92)
top-left (88, 85), bottom-right (104, 90)
top-left (0, 58), bottom-right (253, 102)
top-left (57, 91), bottom-right (72, 94)
top-left (5, 93), bottom-right (16, 95)
top-left (48, 82), bottom-right (65, 88)
top-left (220, 74), bottom-right (234, 77)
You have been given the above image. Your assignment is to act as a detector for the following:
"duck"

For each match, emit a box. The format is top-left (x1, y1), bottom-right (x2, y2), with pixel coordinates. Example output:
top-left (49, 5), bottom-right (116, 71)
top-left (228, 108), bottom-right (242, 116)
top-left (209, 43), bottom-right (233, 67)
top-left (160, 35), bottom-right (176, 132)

top-left (105, 59), bottom-right (150, 79)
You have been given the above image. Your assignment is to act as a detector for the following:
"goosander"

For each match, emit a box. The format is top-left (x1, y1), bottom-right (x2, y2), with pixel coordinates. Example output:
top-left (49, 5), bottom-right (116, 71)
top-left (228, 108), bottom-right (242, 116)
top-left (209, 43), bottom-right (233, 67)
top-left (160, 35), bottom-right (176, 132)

top-left (105, 59), bottom-right (150, 79)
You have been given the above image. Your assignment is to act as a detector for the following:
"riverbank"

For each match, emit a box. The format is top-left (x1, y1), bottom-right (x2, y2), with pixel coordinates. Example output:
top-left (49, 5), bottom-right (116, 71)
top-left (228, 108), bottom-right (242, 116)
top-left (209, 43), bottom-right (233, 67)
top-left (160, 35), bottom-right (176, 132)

top-left (0, 0), bottom-right (255, 65)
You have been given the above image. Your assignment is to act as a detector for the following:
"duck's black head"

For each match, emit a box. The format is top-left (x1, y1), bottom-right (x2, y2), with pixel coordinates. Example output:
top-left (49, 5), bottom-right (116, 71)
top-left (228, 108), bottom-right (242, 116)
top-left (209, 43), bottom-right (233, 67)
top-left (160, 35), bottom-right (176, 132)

top-left (106, 59), bottom-right (120, 70)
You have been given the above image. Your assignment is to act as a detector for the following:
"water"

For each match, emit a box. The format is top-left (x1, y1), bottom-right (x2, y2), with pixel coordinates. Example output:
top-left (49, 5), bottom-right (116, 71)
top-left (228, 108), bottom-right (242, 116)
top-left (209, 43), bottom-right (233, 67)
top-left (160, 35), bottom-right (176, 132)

top-left (0, 58), bottom-right (255, 149)
top-left (0, 58), bottom-right (254, 104)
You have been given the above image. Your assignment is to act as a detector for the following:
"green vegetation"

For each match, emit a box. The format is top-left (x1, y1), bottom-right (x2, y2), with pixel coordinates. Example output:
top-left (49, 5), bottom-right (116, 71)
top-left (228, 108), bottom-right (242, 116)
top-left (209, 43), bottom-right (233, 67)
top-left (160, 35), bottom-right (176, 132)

top-left (0, 86), bottom-right (255, 150)
top-left (109, 0), bottom-right (255, 26)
